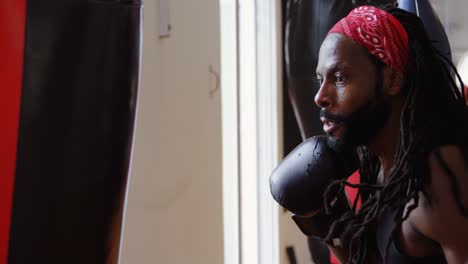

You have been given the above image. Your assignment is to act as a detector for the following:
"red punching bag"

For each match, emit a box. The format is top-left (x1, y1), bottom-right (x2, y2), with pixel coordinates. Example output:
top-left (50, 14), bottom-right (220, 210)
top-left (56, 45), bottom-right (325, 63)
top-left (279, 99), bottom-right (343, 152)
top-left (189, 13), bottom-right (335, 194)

top-left (0, 0), bottom-right (142, 263)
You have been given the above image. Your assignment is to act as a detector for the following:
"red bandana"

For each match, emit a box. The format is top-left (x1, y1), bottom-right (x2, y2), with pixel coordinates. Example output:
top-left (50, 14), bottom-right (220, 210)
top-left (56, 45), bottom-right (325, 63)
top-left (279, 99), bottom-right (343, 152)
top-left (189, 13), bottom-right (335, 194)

top-left (328, 6), bottom-right (409, 72)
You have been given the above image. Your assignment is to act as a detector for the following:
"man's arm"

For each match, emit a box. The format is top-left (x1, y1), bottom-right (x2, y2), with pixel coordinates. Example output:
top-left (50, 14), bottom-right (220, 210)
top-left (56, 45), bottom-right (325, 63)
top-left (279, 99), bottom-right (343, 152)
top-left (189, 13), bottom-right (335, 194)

top-left (328, 245), bottom-right (349, 264)
top-left (327, 242), bottom-right (378, 264)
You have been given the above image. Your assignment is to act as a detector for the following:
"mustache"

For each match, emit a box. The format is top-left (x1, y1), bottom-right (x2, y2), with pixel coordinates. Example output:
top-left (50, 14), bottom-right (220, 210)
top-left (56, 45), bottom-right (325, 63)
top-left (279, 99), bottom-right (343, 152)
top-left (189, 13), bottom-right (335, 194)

top-left (320, 109), bottom-right (349, 124)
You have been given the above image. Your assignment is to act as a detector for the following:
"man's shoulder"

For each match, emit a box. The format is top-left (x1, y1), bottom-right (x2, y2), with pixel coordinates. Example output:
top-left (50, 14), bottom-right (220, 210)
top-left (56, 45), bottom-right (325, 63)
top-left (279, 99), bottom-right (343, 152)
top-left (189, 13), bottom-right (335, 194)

top-left (400, 144), bottom-right (468, 254)
top-left (412, 144), bottom-right (468, 262)
top-left (424, 126), bottom-right (467, 149)
top-left (426, 144), bottom-right (468, 206)
top-left (427, 144), bottom-right (467, 181)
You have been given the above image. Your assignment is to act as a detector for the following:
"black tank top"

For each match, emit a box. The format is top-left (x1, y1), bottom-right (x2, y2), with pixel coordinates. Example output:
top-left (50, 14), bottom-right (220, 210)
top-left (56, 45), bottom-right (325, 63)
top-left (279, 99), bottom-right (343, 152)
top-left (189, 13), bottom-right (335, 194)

top-left (375, 208), bottom-right (447, 264)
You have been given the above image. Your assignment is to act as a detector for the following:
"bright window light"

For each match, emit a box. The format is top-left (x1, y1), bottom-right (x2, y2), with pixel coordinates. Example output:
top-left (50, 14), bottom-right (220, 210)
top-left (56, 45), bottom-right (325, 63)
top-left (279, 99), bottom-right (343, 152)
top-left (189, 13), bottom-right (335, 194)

top-left (458, 52), bottom-right (468, 85)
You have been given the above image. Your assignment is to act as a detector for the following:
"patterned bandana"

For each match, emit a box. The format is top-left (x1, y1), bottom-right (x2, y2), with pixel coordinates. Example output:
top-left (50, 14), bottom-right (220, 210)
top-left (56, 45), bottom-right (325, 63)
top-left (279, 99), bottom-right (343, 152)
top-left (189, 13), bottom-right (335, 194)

top-left (328, 6), bottom-right (409, 72)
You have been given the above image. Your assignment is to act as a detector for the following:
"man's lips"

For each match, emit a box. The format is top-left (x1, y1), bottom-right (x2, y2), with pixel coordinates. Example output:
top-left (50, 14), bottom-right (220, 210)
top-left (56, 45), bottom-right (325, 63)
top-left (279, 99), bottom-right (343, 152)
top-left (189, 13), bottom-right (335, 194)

top-left (321, 118), bottom-right (341, 134)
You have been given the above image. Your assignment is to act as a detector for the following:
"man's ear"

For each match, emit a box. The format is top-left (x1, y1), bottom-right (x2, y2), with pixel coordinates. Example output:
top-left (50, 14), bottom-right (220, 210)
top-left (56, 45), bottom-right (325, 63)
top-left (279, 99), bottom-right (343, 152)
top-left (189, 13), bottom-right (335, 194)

top-left (382, 67), bottom-right (404, 96)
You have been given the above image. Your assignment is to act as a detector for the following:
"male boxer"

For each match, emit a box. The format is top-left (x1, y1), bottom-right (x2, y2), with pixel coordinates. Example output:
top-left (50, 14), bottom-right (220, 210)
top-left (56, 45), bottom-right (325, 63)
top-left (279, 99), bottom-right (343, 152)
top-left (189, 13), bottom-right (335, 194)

top-left (303, 5), bottom-right (467, 264)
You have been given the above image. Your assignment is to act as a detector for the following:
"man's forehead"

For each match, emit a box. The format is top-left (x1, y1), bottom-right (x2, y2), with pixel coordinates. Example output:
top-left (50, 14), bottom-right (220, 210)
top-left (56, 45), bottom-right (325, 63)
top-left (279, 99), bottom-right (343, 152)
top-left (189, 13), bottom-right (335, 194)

top-left (317, 34), bottom-right (370, 73)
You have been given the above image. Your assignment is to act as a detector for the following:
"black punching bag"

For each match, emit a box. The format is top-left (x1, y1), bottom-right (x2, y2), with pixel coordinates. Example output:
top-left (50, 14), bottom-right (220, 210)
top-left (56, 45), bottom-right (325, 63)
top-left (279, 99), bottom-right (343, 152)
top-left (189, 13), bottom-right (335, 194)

top-left (0, 0), bottom-right (142, 263)
top-left (398, 0), bottom-right (452, 60)
top-left (284, 2), bottom-right (356, 264)
top-left (284, 0), bottom-right (355, 139)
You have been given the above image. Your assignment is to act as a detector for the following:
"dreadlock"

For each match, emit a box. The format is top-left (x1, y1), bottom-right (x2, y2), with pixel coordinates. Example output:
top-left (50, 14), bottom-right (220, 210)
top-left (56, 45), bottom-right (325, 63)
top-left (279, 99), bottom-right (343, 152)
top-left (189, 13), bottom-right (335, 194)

top-left (322, 7), bottom-right (468, 264)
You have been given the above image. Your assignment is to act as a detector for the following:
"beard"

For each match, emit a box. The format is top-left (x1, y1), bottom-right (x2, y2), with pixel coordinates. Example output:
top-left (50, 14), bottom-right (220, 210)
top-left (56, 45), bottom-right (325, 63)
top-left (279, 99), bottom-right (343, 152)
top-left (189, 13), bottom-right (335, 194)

top-left (320, 88), bottom-right (392, 149)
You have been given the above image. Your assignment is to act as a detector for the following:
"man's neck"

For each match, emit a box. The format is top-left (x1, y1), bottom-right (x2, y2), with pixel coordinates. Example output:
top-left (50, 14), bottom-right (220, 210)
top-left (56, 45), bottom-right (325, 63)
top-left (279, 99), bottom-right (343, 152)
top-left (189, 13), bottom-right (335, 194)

top-left (368, 98), bottom-right (403, 178)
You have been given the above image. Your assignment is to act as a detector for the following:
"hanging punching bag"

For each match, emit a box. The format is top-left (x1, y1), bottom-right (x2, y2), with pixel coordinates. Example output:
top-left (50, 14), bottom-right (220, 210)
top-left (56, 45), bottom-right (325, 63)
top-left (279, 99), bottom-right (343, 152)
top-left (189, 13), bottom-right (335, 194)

top-left (398, 0), bottom-right (452, 60)
top-left (1, 0), bottom-right (142, 263)
top-left (284, 0), bottom-right (355, 140)
top-left (0, 0), bottom-right (27, 262)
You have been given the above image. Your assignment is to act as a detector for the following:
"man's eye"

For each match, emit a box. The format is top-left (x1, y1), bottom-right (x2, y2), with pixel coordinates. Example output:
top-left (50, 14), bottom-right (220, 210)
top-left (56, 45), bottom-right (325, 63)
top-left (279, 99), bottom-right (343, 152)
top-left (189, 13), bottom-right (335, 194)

top-left (336, 74), bottom-right (345, 84)
top-left (317, 78), bottom-right (323, 86)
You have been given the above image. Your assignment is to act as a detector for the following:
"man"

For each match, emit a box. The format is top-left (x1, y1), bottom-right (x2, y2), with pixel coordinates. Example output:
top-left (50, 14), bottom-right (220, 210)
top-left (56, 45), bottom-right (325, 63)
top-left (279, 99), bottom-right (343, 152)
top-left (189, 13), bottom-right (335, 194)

top-left (313, 5), bottom-right (468, 264)
top-left (283, 1), bottom-right (394, 263)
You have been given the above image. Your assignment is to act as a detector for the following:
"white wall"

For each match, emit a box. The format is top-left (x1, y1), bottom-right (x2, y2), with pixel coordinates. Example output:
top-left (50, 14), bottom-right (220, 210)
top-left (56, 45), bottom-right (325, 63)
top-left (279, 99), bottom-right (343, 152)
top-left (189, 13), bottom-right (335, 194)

top-left (429, 0), bottom-right (468, 64)
top-left (120, 0), bottom-right (223, 263)
top-left (279, 210), bottom-right (313, 264)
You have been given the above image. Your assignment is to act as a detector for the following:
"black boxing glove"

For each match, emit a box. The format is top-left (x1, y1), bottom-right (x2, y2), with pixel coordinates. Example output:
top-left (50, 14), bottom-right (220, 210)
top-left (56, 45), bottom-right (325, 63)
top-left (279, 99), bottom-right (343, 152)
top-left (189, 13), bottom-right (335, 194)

top-left (269, 136), bottom-right (359, 239)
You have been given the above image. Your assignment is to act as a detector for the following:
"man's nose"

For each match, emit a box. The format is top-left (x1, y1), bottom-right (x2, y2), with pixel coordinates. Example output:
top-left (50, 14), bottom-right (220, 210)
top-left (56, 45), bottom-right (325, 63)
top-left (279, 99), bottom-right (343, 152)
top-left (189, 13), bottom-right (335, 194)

top-left (314, 84), bottom-right (331, 108)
